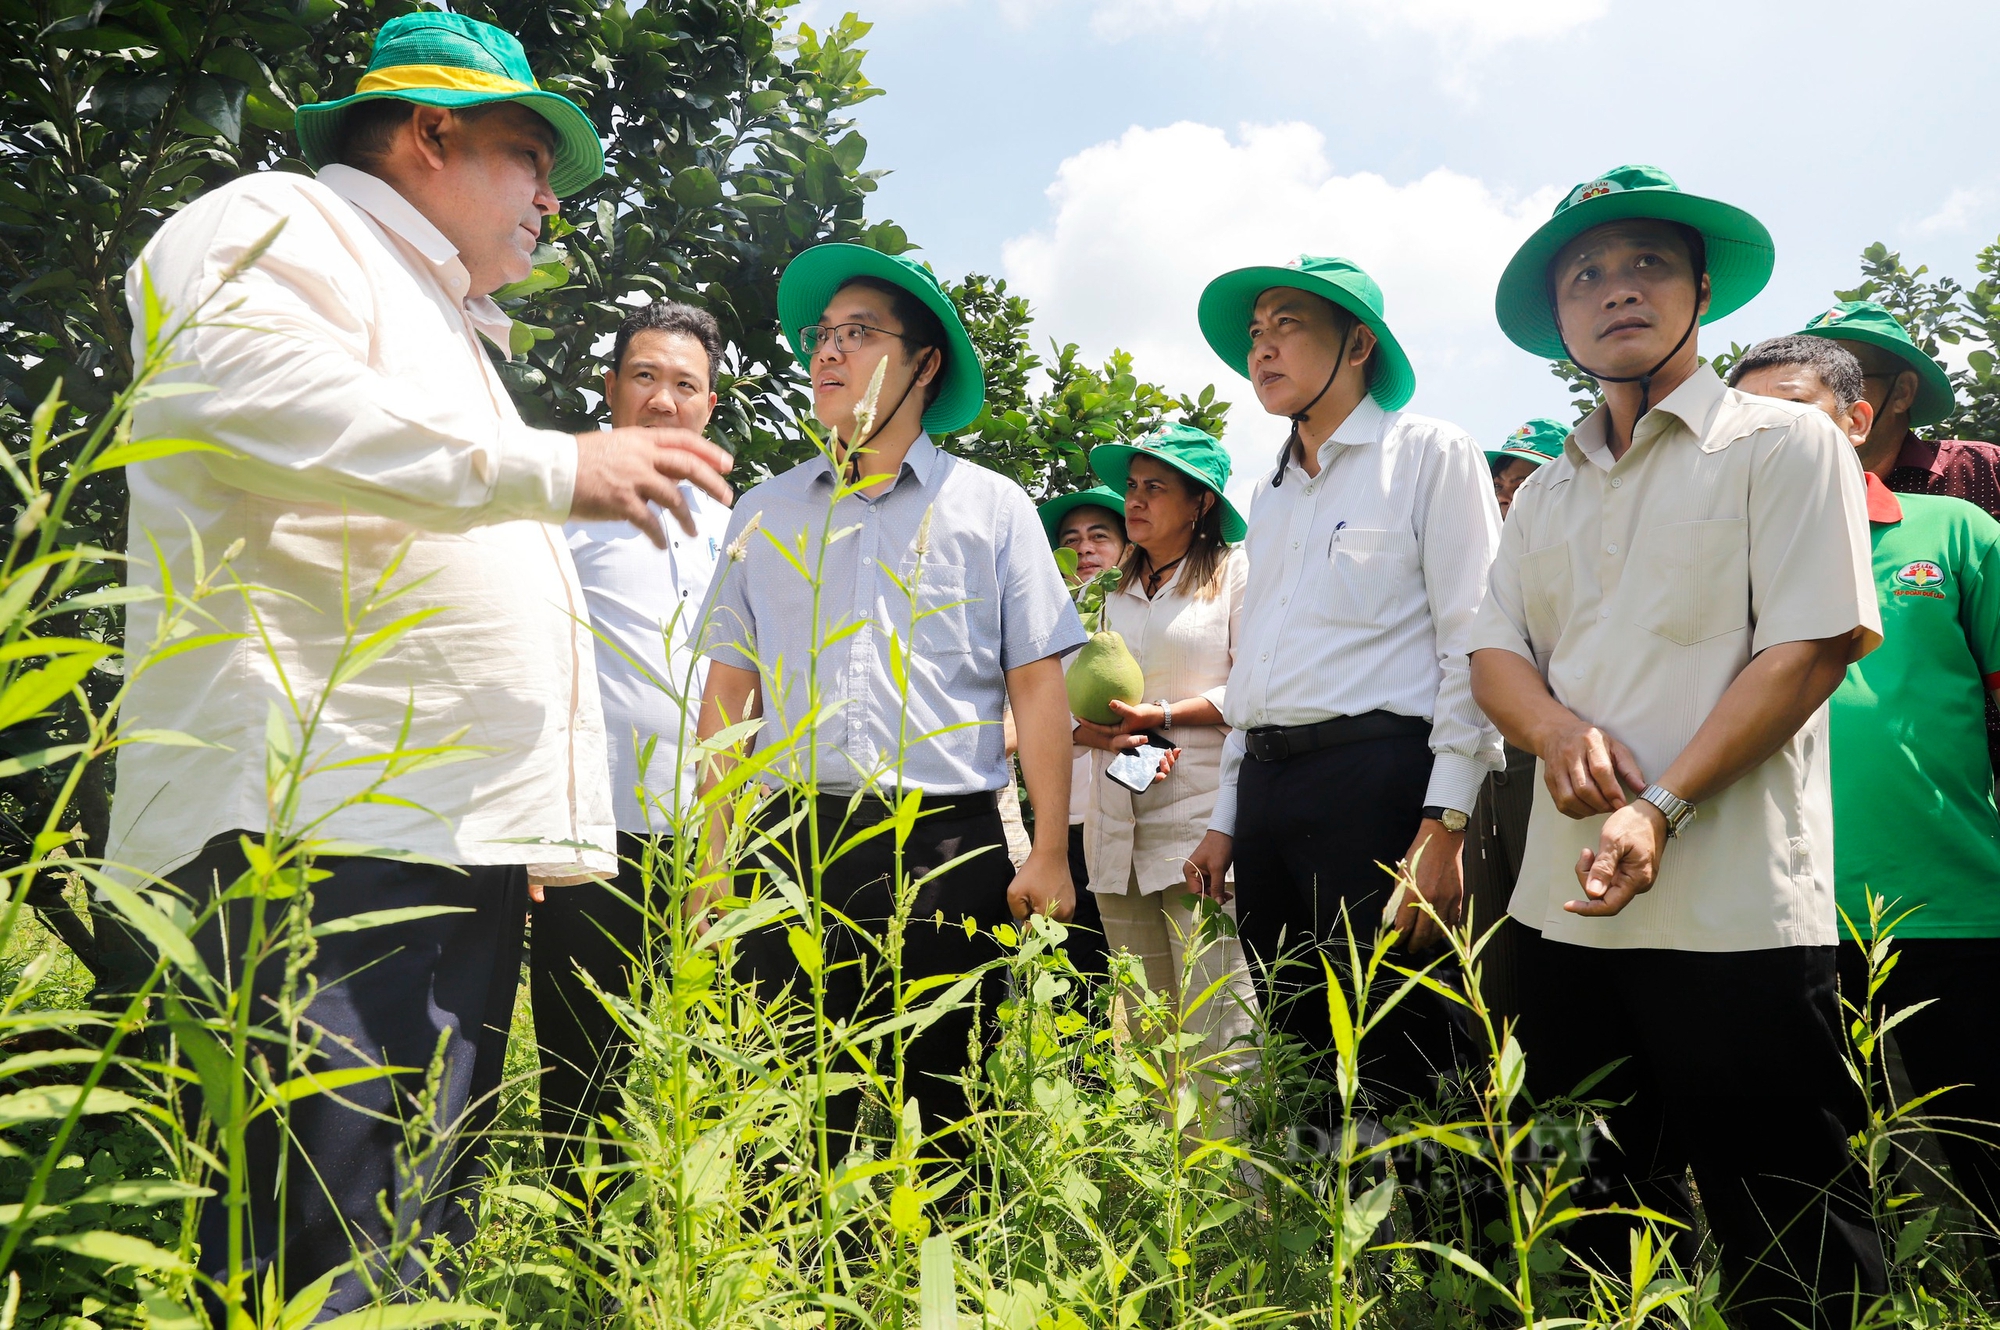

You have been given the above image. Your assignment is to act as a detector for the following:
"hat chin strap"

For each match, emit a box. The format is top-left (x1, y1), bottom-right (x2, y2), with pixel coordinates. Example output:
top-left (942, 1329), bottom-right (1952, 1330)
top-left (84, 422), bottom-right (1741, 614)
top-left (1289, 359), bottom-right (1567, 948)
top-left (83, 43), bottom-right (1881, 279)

top-left (841, 350), bottom-right (932, 482)
top-left (1271, 328), bottom-right (1360, 488)
top-left (1559, 303), bottom-right (1700, 424)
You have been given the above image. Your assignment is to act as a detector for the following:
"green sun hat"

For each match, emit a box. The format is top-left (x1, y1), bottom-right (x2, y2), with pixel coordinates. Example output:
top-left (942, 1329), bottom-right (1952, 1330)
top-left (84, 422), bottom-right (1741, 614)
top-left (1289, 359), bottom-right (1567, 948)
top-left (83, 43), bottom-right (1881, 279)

top-left (776, 243), bottom-right (985, 435)
top-left (1088, 424), bottom-right (1247, 544)
top-left (1197, 255), bottom-right (1416, 412)
top-left (1038, 485), bottom-right (1126, 546)
top-left (295, 12), bottom-right (604, 197)
top-left (1484, 416), bottom-right (1570, 469)
top-left (1798, 300), bottom-right (1956, 428)
top-left (1495, 165), bottom-right (1774, 360)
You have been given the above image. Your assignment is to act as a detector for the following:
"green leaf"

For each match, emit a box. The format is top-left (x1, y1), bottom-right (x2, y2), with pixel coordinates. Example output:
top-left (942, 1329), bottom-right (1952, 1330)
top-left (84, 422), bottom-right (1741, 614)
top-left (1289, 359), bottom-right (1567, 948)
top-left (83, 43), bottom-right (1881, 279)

top-left (317, 1303), bottom-right (499, 1329)
top-left (0, 648), bottom-right (109, 731)
top-left (670, 165), bottom-right (722, 208)
top-left (84, 436), bottom-right (233, 475)
top-left (33, 1230), bottom-right (190, 1273)
top-left (80, 871), bottom-right (210, 990)
top-left (919, 1233), bottom-right (958, 1330)
top-left (69, 1179), bottom-right (213, 1207)
top-left (831, 129), bottom-right (868, 172)
top-left (311, 906), bottom-right (473, 937)
top-left (787, 926), bottom-right (823, 977)
top-left (0, 1084), bottom-right (144, 1129)
top-left (0, 743), bottom-right (87, 779)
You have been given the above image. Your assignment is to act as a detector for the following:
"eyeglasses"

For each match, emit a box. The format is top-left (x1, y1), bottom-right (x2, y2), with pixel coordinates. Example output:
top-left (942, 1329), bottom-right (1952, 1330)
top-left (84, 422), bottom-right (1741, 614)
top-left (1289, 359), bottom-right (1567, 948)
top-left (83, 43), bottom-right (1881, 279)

top-left (798, 321), bottom-right (909, 356)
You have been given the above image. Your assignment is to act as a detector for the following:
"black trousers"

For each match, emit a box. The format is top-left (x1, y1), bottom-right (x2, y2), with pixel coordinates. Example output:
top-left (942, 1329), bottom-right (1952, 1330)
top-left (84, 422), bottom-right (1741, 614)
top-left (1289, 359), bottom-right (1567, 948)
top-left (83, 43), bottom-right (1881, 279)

top-left (1464, 742), bottom-right (1536, 1020)
top-left (1515, 926), bottom-right (1886, 1329)
top-left (1838, 936), bottom-right (2000, 1259)
top-left (1231, 732), bottom-right (1469, 1131)
top-left (530, 830), bottom-right (663, 1202)
top-left (173, 835), bottom-right (527, 1319)
top-left (1064, 822), bottom-right (1109, 981)
top-left (733, 795), bottom-right (1016, 1152)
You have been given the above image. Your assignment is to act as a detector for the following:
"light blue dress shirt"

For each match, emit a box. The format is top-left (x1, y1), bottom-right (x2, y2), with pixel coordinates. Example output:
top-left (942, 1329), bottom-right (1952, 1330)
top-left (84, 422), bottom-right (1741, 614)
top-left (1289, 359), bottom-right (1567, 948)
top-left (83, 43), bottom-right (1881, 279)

top-left (706, 436), bottom-right (1086, 794)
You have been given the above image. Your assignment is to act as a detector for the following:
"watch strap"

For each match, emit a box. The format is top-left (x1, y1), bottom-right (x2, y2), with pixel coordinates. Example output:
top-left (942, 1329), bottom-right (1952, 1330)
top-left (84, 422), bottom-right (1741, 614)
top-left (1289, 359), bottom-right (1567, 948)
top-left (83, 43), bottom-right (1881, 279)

top-left (1637, 784), bottom-right (1696, 837)
top-left (1420, 804), bottom-right (1469, 832)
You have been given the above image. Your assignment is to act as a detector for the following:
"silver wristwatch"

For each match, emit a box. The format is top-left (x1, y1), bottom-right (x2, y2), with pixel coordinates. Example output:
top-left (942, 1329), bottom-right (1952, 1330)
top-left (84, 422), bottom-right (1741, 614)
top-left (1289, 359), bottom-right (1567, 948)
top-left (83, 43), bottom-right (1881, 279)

top-left (1156, 698), bottom-right (1172, 731)
top-left (1637, 784), bottom-right (1696, 838)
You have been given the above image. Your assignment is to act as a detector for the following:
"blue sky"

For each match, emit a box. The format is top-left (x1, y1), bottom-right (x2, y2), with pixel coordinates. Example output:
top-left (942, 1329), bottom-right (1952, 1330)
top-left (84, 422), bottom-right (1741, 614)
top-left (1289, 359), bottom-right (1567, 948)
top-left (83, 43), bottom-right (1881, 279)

top-left (795, 0), bottom-right (2000, 504)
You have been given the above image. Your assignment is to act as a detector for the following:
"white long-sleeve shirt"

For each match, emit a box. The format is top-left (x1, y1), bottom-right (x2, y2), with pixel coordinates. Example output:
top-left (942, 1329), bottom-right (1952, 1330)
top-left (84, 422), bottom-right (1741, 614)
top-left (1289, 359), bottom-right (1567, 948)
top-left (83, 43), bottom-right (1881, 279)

top-left (109, 164), bottom-right (615, 883)
top-left (566, 485), bottom-right (729, 832)
top-left (1209, 397), bottom-right (1502, 836)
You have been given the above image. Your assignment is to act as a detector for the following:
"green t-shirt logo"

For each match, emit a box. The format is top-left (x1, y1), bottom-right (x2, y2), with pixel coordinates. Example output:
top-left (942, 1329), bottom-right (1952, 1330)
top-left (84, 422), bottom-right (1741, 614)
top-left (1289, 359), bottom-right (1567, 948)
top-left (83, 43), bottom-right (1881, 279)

top-left (1894, 558), bottom-right (1947, 599)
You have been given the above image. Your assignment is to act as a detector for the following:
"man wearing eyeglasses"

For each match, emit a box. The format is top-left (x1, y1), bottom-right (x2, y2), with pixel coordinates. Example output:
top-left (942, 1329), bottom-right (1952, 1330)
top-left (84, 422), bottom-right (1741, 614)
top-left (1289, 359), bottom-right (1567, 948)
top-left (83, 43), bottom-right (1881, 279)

top-left (693, 245), bottom-right (1085, 1157)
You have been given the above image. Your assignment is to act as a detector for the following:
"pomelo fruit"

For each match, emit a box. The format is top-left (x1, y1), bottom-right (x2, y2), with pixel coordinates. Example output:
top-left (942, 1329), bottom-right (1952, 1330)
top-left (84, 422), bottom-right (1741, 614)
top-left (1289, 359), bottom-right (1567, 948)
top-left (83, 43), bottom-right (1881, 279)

top-left (1066, 630), bottom-right (1144, 725)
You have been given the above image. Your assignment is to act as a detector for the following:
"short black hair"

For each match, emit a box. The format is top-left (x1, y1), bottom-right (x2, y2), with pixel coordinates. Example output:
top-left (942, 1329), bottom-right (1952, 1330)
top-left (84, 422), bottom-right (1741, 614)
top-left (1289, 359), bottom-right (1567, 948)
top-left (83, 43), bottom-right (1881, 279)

top-left (331, 99), bottom-right (548, 173)
top-left (1727, 335), bottom-right (1865, 410)
top-left (833, 275), bottom-right (949, 409)
top-left (611, 301), bottom-right (724, 385)
top-left (1490, 453), bottom-right (1538, 479)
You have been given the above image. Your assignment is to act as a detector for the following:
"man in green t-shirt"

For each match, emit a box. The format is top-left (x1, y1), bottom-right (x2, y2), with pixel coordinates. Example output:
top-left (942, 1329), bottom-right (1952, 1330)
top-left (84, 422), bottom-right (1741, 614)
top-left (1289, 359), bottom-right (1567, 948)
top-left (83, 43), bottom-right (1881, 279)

top-left (1731, 334), bottom-right (2000, 1254)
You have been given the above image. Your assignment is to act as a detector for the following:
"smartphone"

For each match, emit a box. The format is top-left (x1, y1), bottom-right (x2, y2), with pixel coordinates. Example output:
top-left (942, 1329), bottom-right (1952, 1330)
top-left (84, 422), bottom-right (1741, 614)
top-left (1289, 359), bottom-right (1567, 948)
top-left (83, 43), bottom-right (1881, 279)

top-left (1105, 734), bottom-right (1171, 794)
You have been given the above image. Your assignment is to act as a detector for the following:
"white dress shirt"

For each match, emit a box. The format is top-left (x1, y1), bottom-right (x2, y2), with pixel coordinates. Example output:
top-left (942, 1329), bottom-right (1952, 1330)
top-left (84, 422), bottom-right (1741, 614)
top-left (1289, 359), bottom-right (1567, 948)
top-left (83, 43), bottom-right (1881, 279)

top-left (566, 484), bottom-right (730, 832)
top-left (110, 165), bottom-right (615, 883)
top-left (1209, 398), bottom-right (1502, 836)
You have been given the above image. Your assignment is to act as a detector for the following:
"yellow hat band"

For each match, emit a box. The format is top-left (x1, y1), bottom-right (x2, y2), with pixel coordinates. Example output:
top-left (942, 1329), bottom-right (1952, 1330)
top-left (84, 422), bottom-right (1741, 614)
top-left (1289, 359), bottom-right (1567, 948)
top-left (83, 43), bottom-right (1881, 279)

top-left (355, 64), bottom-right (536, 96)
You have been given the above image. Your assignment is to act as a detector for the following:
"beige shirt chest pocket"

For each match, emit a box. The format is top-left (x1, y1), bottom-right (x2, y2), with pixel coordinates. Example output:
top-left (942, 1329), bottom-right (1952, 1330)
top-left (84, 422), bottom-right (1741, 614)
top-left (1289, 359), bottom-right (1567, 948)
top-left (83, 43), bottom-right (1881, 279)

top-left (1622, 518), bottom-right (1750, 646)
top-left (1323, 527), bottom-right (1419, 628)
top-left (1518, 542), bottom-right (1573, 668)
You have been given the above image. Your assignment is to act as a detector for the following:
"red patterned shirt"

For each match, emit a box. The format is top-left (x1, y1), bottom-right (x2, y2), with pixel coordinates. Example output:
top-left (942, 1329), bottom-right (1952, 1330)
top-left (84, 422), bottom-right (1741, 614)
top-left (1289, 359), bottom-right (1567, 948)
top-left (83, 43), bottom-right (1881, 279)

top-left (1885, 432), bottom-right (2000, 775)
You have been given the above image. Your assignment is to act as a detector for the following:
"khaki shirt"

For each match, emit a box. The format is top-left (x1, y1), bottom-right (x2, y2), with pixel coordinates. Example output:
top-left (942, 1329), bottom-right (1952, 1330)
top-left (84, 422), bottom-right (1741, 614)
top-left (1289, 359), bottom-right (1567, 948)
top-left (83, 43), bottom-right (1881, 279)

top-left (1471, 366), bottom-right (1880, 951)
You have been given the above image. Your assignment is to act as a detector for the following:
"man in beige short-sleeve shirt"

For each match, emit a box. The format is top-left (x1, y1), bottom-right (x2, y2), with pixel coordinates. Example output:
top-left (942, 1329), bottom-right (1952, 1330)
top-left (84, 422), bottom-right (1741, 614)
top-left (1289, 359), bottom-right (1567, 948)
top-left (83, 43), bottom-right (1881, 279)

top-left (1471, 165), bottom-right (1886, 1328)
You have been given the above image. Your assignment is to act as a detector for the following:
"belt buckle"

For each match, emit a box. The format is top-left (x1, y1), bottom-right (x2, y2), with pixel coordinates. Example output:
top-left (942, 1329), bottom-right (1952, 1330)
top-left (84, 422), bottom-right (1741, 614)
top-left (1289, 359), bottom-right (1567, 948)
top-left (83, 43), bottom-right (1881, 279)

top-left (1250, 728), bottom-right (1289, 762)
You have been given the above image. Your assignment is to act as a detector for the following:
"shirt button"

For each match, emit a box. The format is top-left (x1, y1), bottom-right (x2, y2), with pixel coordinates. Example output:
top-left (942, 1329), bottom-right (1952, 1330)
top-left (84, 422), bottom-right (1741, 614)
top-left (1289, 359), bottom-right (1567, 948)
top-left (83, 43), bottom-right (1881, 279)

top-left (1292, 540), bottom-right (1300, 549)
top-left (1574, 666), bottom-right (1586, 679)
top-left (1610, 478), bottom-right (1622, 489)
top-left (1261, 652), bottom-right (1270, 661)
top-left (1606, 542), bottom-right (1618, 554)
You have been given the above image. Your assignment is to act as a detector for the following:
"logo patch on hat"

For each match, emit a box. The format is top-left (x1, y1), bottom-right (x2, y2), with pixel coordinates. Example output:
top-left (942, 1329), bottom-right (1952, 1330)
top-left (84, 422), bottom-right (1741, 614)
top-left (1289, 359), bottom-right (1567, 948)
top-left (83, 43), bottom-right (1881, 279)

top-left (1816, 306), bottom-right (1847, 327)
top-left (1571, 180), bottom-right (1618, 205)
top-left (1894, 559), bottom-right (1946, 589)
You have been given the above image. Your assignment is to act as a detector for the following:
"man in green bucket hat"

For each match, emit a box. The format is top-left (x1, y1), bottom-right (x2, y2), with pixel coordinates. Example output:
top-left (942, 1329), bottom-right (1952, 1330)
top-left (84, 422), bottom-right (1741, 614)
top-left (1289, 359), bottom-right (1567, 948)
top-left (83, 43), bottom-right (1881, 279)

top-left (1180, 255), bottom-right (1503, 1154)
top-left (116, 9), bottom-right (735, 1313)
top-left (1801, 299), bottom-right (2000, 776)
top-left (695, 243), bottom-right (1086, 1160)
top-left (1471, 165), bottom-right (1888, 1324)
top-left (1485, 416), bottom-right (1568, 520)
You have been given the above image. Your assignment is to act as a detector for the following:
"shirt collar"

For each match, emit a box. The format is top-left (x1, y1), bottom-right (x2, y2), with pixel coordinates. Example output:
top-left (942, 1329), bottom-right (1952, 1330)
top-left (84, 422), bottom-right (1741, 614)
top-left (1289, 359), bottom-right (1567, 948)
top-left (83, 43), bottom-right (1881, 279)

top-left (1892, 429), bottom-right (1943, 476)
top-left (1273, 394), bottom-right (1387, 485)
top-left (315, 164), bottom-right (515, 353)
top-left (1569, 363), bottom-right (1729, 469)
top-left (808, 432), bottom-right (941, 492)
top-left (1863, 470), bottom-right (1904, 524)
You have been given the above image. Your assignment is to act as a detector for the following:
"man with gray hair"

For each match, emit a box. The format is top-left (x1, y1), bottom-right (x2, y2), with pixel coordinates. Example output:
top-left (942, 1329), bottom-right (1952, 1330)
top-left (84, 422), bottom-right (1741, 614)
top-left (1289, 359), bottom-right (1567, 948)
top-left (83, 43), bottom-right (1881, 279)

top-left (1731, 333), bottom-right (2000, 1267)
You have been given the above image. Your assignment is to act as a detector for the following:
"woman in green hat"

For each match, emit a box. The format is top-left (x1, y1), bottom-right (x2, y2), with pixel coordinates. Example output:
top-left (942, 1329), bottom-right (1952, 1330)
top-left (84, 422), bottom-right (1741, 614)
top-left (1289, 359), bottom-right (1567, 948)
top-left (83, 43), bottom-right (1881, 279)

top-left (695, 243), bottom-right (1087, 1159)
top-left (1071, 425), bottom-right (1255, 1131)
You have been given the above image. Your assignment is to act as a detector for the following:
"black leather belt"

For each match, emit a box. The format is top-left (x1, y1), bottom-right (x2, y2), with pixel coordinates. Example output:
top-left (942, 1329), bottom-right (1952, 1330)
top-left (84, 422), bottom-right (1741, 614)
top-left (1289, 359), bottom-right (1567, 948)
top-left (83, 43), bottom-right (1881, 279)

top-left (1243, 711), bottom-right (1431, 763)
top-left (810, 789), bottom-right (1000, 822)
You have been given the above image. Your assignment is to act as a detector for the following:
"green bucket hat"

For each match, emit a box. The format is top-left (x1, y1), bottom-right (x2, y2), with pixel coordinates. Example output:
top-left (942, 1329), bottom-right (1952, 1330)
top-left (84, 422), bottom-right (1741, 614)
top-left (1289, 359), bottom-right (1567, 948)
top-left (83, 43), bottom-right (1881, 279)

top-left (1484, 417), bottom-right (1570, 469)
top-left (776, 243), bottom-right (985, 436)
top-left (1798, 300), bottom-right (1956, 428)
top-left (1198, 255), bottom-right (1416, 412)
top-left (1088, 424), bottom-right (1247, 544)
top-left (1038, 485), bottom-right (1126, 546)
top-left (296, 12), bottom-right (604, 197)
top-left (1495, 165), bottom-right (1774, 360)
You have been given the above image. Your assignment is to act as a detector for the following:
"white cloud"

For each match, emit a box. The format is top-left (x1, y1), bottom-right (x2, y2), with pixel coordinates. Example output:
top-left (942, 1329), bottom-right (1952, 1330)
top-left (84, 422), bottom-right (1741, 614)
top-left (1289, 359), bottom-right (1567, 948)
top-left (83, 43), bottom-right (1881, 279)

top-left (1909, 186), bottom-right (1993, 239)
top-left (1086, 0), bottom-right (1608, 44)
top-left (1001, 120), bottom-right (1560, 504)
